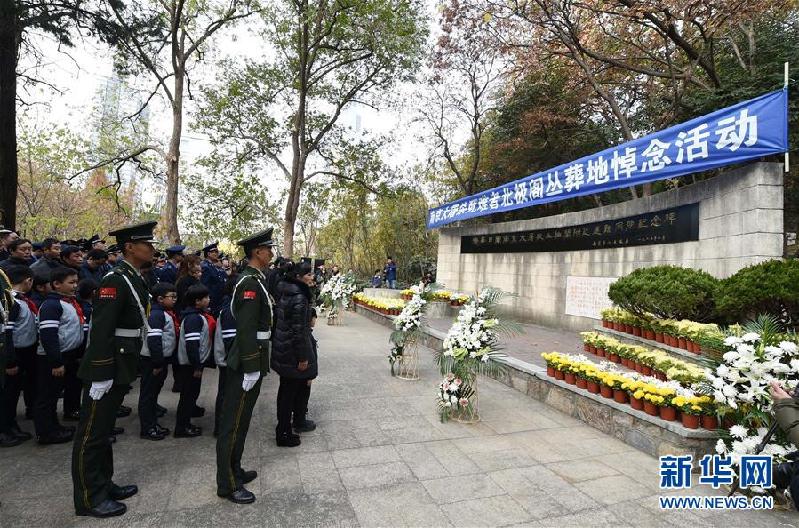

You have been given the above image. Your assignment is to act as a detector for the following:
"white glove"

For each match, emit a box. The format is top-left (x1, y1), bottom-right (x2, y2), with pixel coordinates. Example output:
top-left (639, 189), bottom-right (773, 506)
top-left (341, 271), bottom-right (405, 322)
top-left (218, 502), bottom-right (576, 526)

top-left (242, 372), bottom-right (261, 392)
top-left (89, 379), bottom-right (114, 400)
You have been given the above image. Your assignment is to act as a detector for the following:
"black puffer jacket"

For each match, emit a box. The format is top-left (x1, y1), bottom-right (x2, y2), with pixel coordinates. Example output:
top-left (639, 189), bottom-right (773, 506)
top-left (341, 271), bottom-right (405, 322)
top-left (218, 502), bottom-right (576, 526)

top-left (270, 278), bottom-right (317, 379)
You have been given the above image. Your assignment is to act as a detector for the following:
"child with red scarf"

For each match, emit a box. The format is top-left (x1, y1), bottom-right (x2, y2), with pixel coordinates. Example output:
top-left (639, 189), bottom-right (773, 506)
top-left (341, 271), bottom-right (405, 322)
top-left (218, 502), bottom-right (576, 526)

top-left (175, 284), bottom-right (215, 438)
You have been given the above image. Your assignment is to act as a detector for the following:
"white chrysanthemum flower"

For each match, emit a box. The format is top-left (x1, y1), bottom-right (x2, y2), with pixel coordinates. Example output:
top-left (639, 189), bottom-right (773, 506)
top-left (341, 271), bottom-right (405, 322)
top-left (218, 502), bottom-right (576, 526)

top-left (729, 425), bottom-right (748, 439)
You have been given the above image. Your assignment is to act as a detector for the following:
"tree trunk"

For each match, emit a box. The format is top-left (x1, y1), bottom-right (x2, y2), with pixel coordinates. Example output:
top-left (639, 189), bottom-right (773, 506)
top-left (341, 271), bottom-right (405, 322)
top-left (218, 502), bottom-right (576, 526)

top-left (163, 69), bottom-right (184, 243)
top-left (0, 5), bottom-right (17, 229)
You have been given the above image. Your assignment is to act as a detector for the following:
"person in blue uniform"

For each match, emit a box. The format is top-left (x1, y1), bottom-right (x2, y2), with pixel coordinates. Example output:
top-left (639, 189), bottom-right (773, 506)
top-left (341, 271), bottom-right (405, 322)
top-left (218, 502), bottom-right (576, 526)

top-left (158, 245), bottom-right (184, 285)
top-left (201, 242), bottom-right (227, 316)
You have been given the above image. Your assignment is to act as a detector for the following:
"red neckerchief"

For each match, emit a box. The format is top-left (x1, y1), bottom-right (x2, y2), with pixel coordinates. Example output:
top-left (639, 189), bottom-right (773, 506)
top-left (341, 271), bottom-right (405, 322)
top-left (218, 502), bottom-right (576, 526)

top-left (15, 291), bottom-right (39, 315)
top-left (64, 296), bottom-right (85, 325)
top-left (165, 309), bottom-right (180, 336)
top-left (201, 311), bottom-right (216, 341)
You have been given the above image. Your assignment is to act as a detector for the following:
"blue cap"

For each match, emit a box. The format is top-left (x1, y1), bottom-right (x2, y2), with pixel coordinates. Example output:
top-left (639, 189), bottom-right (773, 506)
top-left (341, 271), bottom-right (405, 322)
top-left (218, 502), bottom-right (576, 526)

top-left (166, 244), bottom-right (186, 255)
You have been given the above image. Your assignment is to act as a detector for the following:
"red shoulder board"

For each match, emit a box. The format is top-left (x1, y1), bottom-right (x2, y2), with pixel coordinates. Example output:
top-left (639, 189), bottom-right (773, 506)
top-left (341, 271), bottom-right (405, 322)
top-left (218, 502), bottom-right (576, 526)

top-left (243, 290), bottom-right (257, 300)
top-left (99, 287), bottom-right (117, 299)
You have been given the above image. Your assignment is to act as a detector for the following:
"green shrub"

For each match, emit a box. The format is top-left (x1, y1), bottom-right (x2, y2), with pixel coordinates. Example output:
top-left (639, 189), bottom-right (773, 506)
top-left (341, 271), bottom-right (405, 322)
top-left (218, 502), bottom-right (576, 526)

top-left (608, 266), bottom-right (719, 322)
top-left (716, 259), bottom-right (799, 327)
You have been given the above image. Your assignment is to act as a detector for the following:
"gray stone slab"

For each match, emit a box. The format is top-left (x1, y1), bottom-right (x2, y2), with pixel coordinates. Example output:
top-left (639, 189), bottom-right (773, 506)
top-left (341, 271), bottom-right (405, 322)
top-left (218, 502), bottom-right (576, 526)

top-left (331, 445), bottom-right (401, 468)
top-left (422, 474), bottom-right (505, 504)
top-left (573, 474), bottom-right (654, 506)
top-left (440, 495), bottom-right (532, 527)
top-left (348, 482), bottom-right (452, 527)
top-left (338, 461), bottom-right (416, 491)
top-left (546, 459), bottom-right (621, 483)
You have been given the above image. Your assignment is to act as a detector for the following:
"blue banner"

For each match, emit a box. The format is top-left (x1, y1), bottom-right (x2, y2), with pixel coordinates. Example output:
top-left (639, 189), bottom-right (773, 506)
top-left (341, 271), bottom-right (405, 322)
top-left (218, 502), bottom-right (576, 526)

top-left (427, 89), bottom-right (788, 229)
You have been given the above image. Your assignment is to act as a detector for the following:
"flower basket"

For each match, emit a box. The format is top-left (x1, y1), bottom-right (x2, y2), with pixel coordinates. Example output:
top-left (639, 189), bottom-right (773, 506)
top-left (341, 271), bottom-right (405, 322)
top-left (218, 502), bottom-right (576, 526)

top-left (659, 405), bottom-right (677, 421)
top-left (632, 327), bottom-right (642, 337)
top-left (576, 378), bottom-right (587, 389)
top-left (587, 381), bottom-right (600, 394)
top-left (702, 415), bottom-right (718, 430)
top-left (564, 373), bottom-right (576, 385)
top-left (546, 366), bottom-right (555, 377)
top-left (600, 385), bottom-right (613, 399)
top-left (630, 397), bottom-right (644, 411)
top-left (554, 370), bottom-right (565, 380)
top-left (681, 413), bottom-right (700, 429)
top-left (678, 337), bottom-right (688, 350)
top-left (643, 401), bottom-right (659, 416)
top-left (655, 332), bottom-right (664, 343)
top-left (613, 389), bottom-right (628, 404)
top-left (608, 353), bottom-right (620, 363)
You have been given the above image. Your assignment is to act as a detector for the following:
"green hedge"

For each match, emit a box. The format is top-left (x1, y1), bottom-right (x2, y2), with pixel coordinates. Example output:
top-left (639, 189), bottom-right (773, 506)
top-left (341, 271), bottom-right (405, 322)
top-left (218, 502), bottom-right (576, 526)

top-left (608, 265), bottom-right (718, 322)
top-left (716, 259), bottom-right (799, 327)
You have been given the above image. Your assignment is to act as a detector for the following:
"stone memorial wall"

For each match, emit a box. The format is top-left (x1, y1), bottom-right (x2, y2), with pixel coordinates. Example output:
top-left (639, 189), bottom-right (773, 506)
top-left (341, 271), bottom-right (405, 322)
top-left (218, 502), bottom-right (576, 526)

top-left (435, 162), bottom-right (784, 331)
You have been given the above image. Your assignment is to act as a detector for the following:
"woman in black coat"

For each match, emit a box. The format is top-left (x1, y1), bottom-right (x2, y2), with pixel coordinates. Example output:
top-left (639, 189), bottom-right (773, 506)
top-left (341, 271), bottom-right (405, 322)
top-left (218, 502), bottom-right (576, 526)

top-left (271, 262), bottom-right (317, 447)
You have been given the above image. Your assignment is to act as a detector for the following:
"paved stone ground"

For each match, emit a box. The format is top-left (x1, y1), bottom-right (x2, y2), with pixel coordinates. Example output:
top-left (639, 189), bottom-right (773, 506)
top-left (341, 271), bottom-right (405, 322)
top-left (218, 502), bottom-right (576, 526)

top-left (0, 312), bottom-right (796, 527)
top-left (425, 316), bottom-right (584, 368)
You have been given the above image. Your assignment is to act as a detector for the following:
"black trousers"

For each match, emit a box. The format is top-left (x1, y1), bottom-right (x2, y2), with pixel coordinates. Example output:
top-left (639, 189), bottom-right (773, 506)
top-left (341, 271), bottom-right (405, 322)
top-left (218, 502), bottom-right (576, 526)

top-left (214, 366), bottom-right (227, 435)
top-left (138, 357), bottom-right (167, 433)
top-left (175, 365), bottom-right (201, 431)
top-left (16, 345), bottom-right (38, 415)
top-left (62, 349), bottom-right (83, 416)
top-left (276, 376), bottom-right (309, 435)
top-left (215, 367), bottom-right (261, 496)
top-left (0, 370), bottom-right (23, 433)
top-left (34, 356), bottom-right (64, 437)
top-left (71, 384), bottom-right (127, 511)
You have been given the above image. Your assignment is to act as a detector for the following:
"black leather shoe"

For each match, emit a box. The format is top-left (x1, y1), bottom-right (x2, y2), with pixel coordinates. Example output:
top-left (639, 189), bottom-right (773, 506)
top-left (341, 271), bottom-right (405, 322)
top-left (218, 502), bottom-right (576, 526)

top-left (117, 405), bottom-right (132, 418)
top-left (191, 406), bottom-right (205, 418)
top-left (109, 484), bottom-right (138, 501)
top-left (76, 498), bottom-right (127, 518)
top-left (236, 470), bottom-right (258, 484)
top-left (10, 424), bottom-right (32, 441)
top-left (174, 425), bottom-right (202, 438)
top-left (140, 427), bottom-right (166, 441)
top-left (60, 424), bottom-right (76, 433)
top-left (37, 429), bottom-right (73, 445)
top-left (219, 487), bottom-right (255, 504)
top-left (0, 432), bottom-right (22, 447)
top-left (63, 410), bottom-right (81, 422)
top-left (155, 424), bottom-right (170, 436)
top-left (293, 419), bottom-right (317, 433)
top-left (112, 426), bottom-right (124, 435)
top-left (276, 433), bottom-right (301, 447)
top-left (156, 404), bottom-right (167, 418)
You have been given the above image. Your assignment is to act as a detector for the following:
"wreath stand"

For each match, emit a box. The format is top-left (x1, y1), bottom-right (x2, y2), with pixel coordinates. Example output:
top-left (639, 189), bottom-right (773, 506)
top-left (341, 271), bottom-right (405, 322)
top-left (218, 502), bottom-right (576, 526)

top-left (453, 377), bottom-right (480, 424)
top-left (396, 339), bottom-right (419, 381)
top-left (327, 301), bottom-right (345, 326)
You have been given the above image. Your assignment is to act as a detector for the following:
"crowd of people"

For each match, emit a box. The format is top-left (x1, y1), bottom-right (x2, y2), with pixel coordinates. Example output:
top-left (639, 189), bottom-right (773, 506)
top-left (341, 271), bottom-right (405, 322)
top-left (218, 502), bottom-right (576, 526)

top-left (0, 228), bottom-right (319, 451)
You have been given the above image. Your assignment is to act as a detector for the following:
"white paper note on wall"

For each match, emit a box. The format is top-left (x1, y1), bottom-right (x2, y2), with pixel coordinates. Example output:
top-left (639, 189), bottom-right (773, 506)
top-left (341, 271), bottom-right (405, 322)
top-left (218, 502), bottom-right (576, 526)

top-left (564, 276), bottom-right (618, 319)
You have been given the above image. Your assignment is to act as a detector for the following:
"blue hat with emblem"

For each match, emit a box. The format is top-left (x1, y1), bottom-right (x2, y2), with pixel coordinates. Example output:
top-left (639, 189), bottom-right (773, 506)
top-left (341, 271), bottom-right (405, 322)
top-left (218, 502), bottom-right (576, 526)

top-left (202, 242), bottom-right (219, 256)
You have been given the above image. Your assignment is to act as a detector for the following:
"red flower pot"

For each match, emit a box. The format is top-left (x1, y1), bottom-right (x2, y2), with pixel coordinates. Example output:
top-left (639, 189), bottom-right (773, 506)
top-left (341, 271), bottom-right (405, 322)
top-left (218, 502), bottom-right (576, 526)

top-left (613, 389), bottom-right (628, 404)
top-left (621, 358), bottom-right (629, 368)
top-left (644, 330), bottom-right (655, 340)
top-left (681, 413), bottom-right (700, 429)
top-left (702, 415), bottom-right (719, 430)
top-left (583, 343), bottom-right (590, 352)
top-left (644, 401), bottom-right (659, 416)
top-left (554, 370), bottom-right (565, 380)
top-left (656, 371), bottom-right (667, 381)
top-left (633, 327), bottom-right (642, 337)
top-left (600, 385), bottom-right (614, 399)
top-left (589, 345), bottom-right (597, 354)
top-left (669, 335), bottom-right (679, 347)
top-left (678, 337), bottom-right (688, 350)
top-left (576, 378), bottom-right (587, 389)
top-left (690, 341), bottom-right (701, 354)
top-left (625, 324), bottom-right (634, 334)
top-left (635, 362), bottom-right (644, 373)
top-left (641, 366), bottom-right (652, 376)
top-left (630, 397), bottom-right (644, 411)
top-left (655, 332), bottom-right (664, 343)
top-left (546, 366), bottom-right (555, 377)
top-left (564, 373), bottom-right (576, 385)
top-left (596, 348), bottom-right (605, 358)
top-left (587, 381), bottom-right (600, 394)
top-left (609, 354), bottom-right (620, 363)
top-left (613, 322), bottom-right (621, 331)
top-left (659, 406), bottom-right (677, 421)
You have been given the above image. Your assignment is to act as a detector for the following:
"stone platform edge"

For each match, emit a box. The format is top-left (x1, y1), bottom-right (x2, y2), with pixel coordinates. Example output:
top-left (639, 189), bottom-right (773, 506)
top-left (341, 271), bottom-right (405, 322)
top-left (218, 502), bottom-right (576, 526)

top-left (355, 304), bottom-right (718, 460)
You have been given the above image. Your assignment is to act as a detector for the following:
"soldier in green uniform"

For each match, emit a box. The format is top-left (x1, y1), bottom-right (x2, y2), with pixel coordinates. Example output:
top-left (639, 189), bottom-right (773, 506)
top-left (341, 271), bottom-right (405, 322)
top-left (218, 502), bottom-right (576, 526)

top-left (216, 228), bottom-right (275, 504)
top-left (70, 221), bottom-right (157, 518)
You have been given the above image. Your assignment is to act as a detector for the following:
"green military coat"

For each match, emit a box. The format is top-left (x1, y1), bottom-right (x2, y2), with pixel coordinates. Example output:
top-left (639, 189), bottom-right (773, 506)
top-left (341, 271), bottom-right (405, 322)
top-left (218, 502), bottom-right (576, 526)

top-left (78, 260), bottom-right (149, 385)
top-left (227, 266), bottom-right (273, 375)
